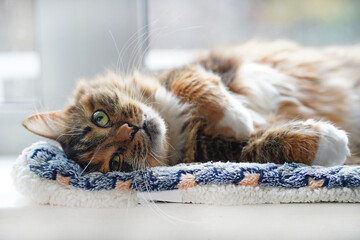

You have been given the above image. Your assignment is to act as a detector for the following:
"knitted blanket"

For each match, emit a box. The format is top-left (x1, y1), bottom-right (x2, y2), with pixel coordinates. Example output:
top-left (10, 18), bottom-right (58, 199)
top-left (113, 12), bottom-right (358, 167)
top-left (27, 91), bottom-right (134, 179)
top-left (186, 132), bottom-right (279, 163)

top-left (12, 142), bottom-right (360, 207)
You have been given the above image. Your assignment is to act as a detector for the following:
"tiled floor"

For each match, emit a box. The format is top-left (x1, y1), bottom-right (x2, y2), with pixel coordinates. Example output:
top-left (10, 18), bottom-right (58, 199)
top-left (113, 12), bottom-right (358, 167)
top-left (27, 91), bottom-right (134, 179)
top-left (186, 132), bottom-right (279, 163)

top-left (1, 156), bottom-right (360, 240)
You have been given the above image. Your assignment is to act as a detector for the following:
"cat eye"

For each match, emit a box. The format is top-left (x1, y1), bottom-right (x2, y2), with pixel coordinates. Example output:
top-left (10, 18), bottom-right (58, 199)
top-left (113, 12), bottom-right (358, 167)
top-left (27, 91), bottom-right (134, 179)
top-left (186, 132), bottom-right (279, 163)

top-left (109, 153), bottom-right (123, 171)
top-left (92, 110), bottom-right (110, 128)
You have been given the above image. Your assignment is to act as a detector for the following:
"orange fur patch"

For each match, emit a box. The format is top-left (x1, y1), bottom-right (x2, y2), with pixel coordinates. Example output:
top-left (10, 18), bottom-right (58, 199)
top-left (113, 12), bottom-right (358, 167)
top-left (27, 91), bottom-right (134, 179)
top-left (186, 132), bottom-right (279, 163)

top-left (169, 67), bottom-right (227, 125)
top-left (241, 122), bottom-right (320, 165)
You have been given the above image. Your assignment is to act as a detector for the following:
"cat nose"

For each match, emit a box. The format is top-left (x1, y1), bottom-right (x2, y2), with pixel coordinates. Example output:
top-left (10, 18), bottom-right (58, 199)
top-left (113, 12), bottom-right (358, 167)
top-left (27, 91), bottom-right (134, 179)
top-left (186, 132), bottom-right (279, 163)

top-left (117, 123), bottom-right (139, 141)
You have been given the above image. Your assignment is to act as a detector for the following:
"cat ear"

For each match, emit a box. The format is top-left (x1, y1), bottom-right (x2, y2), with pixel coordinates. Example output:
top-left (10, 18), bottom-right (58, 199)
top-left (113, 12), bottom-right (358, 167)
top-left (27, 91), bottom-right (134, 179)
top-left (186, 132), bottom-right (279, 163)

top-left (22, 110), bottom-right (70, 140)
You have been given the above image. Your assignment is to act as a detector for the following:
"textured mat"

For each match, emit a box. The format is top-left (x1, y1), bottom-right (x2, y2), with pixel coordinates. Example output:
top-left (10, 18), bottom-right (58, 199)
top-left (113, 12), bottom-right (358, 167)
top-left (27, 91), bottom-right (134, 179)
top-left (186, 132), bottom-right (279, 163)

top-left (12, 142), bottom-right (360, 207)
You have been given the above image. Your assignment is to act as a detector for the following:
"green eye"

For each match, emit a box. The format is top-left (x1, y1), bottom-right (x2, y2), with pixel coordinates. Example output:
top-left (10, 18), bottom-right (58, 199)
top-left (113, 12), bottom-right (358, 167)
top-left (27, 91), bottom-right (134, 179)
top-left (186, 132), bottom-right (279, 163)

top-left (92, 110), bottom-right (110, 127)
top-left (109, 154), bottom-right (123, 171)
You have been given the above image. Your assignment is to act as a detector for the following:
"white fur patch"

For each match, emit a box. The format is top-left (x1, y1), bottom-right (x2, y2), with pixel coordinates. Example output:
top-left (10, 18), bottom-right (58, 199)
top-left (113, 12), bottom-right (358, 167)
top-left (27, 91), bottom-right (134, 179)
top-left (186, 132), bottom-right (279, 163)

top-left (236, 62), bottom-right (312, 126)
top-left (312, 121), bottom-right (350, 166)
top-left (153, 87), bottom-right (191, 164)
top-left (238, 62), bottom-right (284, 115)
top-left (218, 93), bottom-right (254, 139)
top-left (139, 103), bottom-right (167, 156)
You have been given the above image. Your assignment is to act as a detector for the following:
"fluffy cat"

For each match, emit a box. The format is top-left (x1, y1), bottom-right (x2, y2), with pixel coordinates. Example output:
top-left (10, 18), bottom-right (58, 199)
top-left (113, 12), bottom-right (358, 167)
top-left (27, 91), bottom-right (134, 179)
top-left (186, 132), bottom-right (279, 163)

top-left (23, 40), bottom-right (360, 173)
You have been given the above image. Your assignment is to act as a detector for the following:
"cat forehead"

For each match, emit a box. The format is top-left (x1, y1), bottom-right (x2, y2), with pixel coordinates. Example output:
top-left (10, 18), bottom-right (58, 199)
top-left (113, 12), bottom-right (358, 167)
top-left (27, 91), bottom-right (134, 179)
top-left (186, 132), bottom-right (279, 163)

top-left (76, 78), bottom-right (145, 99)
top-left (70, 73), bottom-right (148, 114)
top-left (74, 83), bottom-right (127, 103)
top-left (72, 88), bottom-right (146, 120)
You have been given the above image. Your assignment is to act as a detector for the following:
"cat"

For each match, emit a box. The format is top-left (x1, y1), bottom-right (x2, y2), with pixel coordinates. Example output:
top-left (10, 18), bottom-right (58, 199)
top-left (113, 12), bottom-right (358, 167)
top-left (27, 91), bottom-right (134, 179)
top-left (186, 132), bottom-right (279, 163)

top-left (23, 40), bottom-right (360, 173)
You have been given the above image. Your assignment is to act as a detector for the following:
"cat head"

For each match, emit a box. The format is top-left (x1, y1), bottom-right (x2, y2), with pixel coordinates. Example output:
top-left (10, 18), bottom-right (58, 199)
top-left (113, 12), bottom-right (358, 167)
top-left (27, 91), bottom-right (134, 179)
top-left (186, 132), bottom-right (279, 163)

top-left (23, 72), bottom-right (169, 173)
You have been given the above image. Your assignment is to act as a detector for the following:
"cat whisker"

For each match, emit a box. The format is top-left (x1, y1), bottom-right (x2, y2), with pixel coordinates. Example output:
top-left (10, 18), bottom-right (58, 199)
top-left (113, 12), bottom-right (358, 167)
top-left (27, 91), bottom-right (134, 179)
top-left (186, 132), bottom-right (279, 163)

top-left (117, 27), bottom-right (143, 75)
top-left (120, 18), bottom-right (161, 75)
top-left (80, 145), bottom-right (101, 175)
top-left (134, 26), bottom-right (170, 72)
top-left (138, 156), bottom-right (199, 224)
top-left (138, 88), bottom-right (148, 103)
top-left (130, 18), bottom-right (188, 74)
top-left (127, 23), bottom-right (163, 75)
top-left (108, 30), bottom-right (122, 76)
top-left (143, 93), bottom-right (154, 105)
top-left (56, 132), bottom-right (83, 140)
top-left (87, 164), bottom-right (99, 174)
top-left (133, 16), bottom-right (188, 72)
top-left (144, 101), bottom-right (160, 106)
top-left (149, 152), bottom-right (167, 166)
top-left (164, 139), bottom-right (175, 151)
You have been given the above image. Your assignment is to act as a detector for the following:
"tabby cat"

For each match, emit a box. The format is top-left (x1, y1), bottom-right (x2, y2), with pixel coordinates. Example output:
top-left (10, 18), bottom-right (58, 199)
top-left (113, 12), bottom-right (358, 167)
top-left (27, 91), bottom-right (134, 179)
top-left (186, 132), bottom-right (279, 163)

top-left (23, 40), bottom-right (360, 173)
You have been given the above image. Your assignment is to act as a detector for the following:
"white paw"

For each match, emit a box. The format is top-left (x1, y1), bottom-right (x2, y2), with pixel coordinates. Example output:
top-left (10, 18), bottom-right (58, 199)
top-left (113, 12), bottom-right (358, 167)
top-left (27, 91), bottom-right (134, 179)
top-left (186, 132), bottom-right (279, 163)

top-left (218, 94), bottom-right (254, 139)
top-left (310, 120), bottom-right (350, 166)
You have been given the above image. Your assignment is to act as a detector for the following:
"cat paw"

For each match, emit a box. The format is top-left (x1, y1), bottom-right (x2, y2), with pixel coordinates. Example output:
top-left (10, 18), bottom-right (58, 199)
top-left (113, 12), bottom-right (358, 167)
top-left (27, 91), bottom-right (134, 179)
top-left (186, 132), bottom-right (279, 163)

top-left (310, 120), bottom-right (350, 166)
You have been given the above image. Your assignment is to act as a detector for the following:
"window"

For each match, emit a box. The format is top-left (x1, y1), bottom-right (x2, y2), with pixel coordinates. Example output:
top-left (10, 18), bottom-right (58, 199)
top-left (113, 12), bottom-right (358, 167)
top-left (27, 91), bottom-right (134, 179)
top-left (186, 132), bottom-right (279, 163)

top-left (146, 0), bottom-right (360, 70)
top-left (0, 0), bottom-right (40, 107)
top-left (1, 0), bottom-right (145, 154)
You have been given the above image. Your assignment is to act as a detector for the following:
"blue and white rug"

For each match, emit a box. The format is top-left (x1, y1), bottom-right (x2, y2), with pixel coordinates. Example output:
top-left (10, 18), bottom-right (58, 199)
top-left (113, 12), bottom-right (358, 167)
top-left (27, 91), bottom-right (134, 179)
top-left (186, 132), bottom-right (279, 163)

top-left (12, 142), bottom-right (360, 207)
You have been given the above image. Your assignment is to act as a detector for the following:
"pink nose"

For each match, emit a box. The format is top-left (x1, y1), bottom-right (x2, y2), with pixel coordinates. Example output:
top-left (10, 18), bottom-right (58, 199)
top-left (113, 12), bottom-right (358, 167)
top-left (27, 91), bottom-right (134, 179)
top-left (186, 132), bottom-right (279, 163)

top-left (117, 123), bottom-right (139, 141)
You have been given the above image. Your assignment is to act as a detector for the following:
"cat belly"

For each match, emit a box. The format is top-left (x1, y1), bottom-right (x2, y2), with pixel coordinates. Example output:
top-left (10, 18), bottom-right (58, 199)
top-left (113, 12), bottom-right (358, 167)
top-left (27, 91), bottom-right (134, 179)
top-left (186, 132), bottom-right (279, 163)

top-left (195, 133), bottom-right (246, 163)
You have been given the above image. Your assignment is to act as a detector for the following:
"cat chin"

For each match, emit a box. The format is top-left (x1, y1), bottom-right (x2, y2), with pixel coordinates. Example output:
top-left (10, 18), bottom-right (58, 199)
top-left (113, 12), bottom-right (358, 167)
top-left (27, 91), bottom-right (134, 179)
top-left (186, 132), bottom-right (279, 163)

top-left (139, 103), bottom-right (167, 156)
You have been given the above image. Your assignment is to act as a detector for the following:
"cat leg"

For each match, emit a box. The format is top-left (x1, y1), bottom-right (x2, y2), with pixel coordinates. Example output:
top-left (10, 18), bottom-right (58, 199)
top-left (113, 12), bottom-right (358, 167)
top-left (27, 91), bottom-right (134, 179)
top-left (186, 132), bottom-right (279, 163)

top-left (241, 120), bottom-right (350, 166)
top-left (165, 65), bottom-right (254, 139)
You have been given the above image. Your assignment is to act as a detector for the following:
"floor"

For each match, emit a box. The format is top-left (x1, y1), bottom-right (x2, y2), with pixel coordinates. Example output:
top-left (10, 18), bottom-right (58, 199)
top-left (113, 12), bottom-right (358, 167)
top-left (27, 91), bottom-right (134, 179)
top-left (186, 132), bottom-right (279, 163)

top-left (1, 156), bottom-right (360, 240)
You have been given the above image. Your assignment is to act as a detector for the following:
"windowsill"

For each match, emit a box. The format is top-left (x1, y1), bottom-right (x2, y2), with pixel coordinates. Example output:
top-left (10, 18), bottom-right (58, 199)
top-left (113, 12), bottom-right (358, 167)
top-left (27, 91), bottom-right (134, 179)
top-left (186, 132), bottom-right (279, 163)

top-left (0, 156), bottom-right (31, 208)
